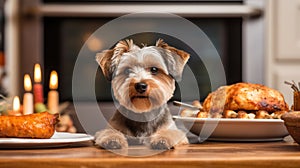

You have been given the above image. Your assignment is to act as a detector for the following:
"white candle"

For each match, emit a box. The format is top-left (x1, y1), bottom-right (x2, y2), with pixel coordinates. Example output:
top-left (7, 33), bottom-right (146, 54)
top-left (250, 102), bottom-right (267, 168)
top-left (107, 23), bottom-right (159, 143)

top-left (11, 96), bottom-right (21, 116)
top-left (48, 71), bottom-right (59, 114)
top-left (13, 96), bottom-right (20, 112)
top-left (23, 74), bottom-right (33, 115)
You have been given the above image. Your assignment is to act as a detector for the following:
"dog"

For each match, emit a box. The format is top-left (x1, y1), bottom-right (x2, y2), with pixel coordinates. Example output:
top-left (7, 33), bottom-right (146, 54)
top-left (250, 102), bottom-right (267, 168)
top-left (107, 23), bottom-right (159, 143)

top-left (94, 39), bottom-right (189, 150)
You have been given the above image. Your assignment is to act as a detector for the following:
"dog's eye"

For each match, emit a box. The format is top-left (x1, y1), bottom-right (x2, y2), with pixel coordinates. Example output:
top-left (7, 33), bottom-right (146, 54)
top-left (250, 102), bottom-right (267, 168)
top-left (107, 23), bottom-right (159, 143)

top-left (124, 68), bottom-right (132, 75)
top-left (150, 67), bottom-right (158, 75)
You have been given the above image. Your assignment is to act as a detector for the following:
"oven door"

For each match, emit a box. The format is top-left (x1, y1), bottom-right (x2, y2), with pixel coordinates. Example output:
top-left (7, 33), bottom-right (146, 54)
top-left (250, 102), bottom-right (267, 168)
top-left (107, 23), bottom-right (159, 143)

top-left (4, 0), bottom-right (264, 100)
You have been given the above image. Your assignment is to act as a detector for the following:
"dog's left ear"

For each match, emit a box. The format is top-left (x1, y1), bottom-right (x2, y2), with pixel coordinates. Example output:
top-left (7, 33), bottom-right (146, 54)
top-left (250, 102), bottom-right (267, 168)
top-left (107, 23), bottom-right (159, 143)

top-left (156, 39), bottom-right (190, 81)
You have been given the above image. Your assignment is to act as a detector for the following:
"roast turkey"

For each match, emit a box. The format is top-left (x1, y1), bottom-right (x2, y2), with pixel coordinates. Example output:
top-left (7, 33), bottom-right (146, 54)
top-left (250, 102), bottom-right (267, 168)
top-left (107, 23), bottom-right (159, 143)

top-left (201, 83), bottom-right (289, 118)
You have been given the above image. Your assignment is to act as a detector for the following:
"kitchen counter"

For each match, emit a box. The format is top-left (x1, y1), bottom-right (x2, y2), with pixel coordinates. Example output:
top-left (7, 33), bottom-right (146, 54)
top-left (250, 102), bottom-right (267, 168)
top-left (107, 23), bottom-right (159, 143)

top-left (1, 136), bottom-right (300, 168)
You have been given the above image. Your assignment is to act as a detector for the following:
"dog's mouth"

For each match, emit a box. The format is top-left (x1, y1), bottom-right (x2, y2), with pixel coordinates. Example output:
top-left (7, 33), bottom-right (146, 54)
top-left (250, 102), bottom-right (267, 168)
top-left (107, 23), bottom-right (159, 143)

top-left (131, 95), bottom-right (149, 99)
top-left (130, 95), bottom-right (153, 112)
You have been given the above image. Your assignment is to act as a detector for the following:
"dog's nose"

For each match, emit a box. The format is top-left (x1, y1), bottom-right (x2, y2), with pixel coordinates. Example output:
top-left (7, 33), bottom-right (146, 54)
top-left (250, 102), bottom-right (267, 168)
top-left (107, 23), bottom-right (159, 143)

top-left (135, 82), bottom-right (148, 93)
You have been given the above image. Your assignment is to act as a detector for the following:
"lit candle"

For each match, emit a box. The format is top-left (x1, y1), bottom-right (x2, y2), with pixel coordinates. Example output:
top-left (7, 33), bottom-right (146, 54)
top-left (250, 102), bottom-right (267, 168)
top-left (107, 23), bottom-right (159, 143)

top-left (12, 96), bottom-right (21, 116)
top-left (48, 70), bottom-right (59, 114)
top-left (23, 74), bottom-right (33, 115)
top-left (33, 64), bottom-right (44, 103)
top-left (7, 96), bottom-right (21, 116)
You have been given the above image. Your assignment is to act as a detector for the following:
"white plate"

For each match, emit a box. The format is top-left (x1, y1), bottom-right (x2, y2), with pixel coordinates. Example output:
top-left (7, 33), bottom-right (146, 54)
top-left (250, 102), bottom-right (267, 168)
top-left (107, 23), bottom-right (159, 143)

top-left (173, 116), bottom-right (289, 142)
top-left (0, 132), bottom-right (94, 148)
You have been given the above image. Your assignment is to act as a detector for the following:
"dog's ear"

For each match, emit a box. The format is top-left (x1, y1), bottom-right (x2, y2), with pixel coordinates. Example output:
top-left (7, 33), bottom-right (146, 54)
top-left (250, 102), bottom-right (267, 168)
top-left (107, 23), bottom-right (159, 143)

top-left (96, 39), bottom-right (138, 81)
top-left (96, 49), bottom-right (114, 81)
top-left (156, 39), bottom-right (190, 81)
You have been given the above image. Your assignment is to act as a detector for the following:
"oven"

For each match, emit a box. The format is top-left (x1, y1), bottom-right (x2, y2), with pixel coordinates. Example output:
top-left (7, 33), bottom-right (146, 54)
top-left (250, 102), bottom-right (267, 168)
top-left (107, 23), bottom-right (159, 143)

top-left (4, 0), bottom-right (264, 133)
top-left (4, 0), bottom-right (264, 99)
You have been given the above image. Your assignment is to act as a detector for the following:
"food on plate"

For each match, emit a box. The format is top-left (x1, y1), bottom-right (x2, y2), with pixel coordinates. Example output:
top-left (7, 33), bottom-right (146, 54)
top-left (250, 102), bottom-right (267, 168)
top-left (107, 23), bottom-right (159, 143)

top-left (180, 82), bottom-right (289, 119)
top-left (34, 103), bottom-right (48, 113)
top-left (197, 111), bottom-right (209, 118)
top-left (180, 109), bottom-right (198, 118)
top-left (56, 114), bottom-right (77, 133)
top-left (0, 112), bottom-right (58, 138)
top-left (203, 83), bottom-right (289, 112)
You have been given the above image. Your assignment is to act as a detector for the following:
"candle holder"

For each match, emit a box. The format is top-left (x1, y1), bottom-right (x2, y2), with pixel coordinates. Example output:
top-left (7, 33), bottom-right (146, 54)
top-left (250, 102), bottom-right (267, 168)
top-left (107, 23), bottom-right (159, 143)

top-left (294, 91), bottom-right (300, 111)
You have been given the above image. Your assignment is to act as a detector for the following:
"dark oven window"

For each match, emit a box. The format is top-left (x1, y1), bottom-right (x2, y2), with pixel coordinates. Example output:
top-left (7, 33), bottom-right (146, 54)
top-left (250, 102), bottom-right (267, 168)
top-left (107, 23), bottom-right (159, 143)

top-left (43, 0), bottom-right (243, 3)
top-left (43, 17), bottom-right (242, 102)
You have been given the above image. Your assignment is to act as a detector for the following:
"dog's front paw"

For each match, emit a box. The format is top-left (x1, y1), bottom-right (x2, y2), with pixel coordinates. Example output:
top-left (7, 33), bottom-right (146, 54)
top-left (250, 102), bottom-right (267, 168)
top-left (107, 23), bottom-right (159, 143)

top-left (99, 139), bottom-right (124, 149)
top-left (150, 139), bottom-right (173, 150)
top-left (150, 129), bottom-right (189, 150)
top-left (94, 129), bottom-right (128, 149)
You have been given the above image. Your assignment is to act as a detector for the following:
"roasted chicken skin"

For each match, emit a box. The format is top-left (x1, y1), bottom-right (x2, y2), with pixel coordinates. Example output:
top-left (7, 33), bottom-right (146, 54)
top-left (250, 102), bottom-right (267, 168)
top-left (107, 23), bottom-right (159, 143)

top-left (203, 83), bottom-right (289, 113)
top-left (0, 112), bottom-right (58, 139)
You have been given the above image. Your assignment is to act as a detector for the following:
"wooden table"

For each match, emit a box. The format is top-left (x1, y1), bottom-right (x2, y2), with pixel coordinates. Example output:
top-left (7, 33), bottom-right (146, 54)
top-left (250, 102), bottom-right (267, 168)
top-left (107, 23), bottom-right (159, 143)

top-left (1, 136), bottom-right (300, 168)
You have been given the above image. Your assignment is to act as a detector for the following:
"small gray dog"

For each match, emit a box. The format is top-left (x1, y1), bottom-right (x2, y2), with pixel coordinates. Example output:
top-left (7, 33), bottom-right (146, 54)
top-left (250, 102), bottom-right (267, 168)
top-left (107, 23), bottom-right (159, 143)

top-left (94, 39), bottom-right (189, 150)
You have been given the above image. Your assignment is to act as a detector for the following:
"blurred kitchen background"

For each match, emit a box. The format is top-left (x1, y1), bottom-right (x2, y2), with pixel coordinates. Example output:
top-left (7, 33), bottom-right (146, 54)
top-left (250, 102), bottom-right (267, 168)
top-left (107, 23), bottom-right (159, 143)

top-left (0, 0), bottom-right (299, 132)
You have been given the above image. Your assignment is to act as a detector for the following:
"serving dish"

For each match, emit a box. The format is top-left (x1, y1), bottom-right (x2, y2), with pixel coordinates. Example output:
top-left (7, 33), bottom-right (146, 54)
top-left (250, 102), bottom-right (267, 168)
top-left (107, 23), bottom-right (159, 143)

top-left (173, 116), bottom-right (289, 141)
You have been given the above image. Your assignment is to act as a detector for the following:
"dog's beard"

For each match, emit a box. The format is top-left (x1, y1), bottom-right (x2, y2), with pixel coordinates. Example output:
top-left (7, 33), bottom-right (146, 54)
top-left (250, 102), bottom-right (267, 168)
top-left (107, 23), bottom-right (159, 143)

top-left (112, 76), bottom-right (175, 113)
top-left (129, 88), bottom-right (162, 112)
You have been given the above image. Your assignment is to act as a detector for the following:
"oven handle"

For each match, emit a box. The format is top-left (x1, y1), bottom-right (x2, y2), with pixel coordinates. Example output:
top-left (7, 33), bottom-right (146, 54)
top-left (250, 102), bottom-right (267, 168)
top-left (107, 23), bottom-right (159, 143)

top-left (27, 4), bottom-right (262, 18)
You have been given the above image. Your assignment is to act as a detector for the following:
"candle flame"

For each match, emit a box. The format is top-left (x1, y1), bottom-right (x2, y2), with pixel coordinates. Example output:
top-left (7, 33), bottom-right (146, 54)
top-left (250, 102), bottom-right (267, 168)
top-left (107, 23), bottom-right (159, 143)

top-left (34, 64), bottom-right (42, 83)
top-left (24, 74), bottom-right (32, 91)
top-left (49, 71), bottom-right (58, 90)
top-left (13, 96), bottom-right (20, 112)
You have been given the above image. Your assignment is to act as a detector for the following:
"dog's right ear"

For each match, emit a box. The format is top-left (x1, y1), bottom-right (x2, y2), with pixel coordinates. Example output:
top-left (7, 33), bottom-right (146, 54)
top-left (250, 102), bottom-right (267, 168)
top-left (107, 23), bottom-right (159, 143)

top-left (96, 49), bottom-right (114, 81)
top-left (96, 39), bottom-right (138, 81)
